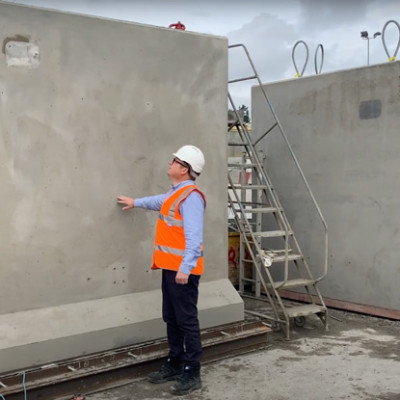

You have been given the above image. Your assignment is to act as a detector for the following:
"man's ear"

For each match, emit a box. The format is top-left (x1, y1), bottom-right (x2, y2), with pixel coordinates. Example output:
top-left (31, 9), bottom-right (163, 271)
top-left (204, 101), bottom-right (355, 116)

top-left (182, 167), bottom-right (189, 176)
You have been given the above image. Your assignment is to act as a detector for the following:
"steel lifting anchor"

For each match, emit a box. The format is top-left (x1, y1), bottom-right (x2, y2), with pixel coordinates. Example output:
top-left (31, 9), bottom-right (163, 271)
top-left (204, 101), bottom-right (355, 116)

top-left (292, 40), bottom-right (324, 77)
top-left (314, 43), bottom-right (324, 75)
top-left (292, 40), bottom-right (309, 78)
top-left (382, 20), bottom-right (400, 62)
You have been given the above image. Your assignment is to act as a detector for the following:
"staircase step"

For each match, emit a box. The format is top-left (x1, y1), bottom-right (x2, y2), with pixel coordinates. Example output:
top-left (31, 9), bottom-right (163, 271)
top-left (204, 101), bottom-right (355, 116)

top-left (242, 258), bottom-right (256, 263)
top-left (229, 184), bottom-right (270, 190)
top-left (268, 278), bottom-right (314, 289)
top-left (228, 163), bottom-right (258, 168)
top-left (235, 206), bottom-right (279, 214)
top-left (285, 304), bottom-right (327, 319)
top-left (241, 277), bottom-right (256, 282)
top-left (227, 142), bottom-right (250, 146)
top-left (242, 247), bottom-right (295, 254)
top-left (242, 253), bottom-right (303, 267)
top-left (230, 201), bottom-right (270, 206)
top-left (252, 230), bottom-right (292, 238)
top-left (270, 253), bottom-right (304, 262)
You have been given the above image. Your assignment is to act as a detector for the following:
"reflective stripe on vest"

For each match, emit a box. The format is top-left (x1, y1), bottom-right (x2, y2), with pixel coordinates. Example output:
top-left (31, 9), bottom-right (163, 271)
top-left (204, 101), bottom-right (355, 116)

top-left (158, 213), bottom-right (183, 227)
top-left (168, 186), bottom-right (195, 218)
top-left (154, 244), bottom-right (204, 257)
top-left (151, 184), bottom-right (206, 275)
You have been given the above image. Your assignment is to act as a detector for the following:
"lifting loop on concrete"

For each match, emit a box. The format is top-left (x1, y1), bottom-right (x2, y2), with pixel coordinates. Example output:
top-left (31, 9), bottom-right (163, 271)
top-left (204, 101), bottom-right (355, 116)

top-left (382, 20), bottom-right (400, 62)
top-left (314, 43), bottom-right (324, 74)
top-left (292, 40), bottom-right (309, 77)
top-left (169, 21), bottom-right (186, 30)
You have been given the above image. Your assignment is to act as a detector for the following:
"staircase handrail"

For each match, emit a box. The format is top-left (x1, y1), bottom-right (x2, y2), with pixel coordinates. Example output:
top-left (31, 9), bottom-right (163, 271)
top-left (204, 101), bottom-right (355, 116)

top-left (229, 43), bottom-right (328, 282)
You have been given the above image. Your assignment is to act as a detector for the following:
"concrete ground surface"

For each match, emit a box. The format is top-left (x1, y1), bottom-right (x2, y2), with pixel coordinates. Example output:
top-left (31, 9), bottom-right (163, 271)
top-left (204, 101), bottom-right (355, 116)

top-left (85, 308), bottom-right (400, 400)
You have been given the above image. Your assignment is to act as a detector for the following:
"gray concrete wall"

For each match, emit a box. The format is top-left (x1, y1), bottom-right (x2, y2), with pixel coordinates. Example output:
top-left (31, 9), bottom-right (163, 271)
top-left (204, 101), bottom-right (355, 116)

top-left (252, 62), bottom-right (400, 312)
top-left (0, 2), bottom-right (243, 373)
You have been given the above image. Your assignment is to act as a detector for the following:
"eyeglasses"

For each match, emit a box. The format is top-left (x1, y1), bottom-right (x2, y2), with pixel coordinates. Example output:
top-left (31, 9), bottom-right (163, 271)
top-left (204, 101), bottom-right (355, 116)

top-left (172, 157), bottom-right (190, 169)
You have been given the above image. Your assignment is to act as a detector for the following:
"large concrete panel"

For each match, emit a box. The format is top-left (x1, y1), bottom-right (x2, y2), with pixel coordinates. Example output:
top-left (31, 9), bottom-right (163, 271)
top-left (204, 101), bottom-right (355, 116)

top-left (252, 62), bottom-right (400, 313)
top-left (0, 2), bottom-right (243, 373)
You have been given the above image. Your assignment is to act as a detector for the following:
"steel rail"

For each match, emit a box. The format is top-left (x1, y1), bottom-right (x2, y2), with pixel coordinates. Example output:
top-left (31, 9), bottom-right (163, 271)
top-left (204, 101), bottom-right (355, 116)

top-left (0, 321), bottom-right (270, 400)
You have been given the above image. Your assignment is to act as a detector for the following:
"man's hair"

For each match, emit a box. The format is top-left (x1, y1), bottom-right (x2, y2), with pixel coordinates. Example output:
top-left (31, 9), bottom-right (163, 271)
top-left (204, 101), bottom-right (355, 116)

top-left (189, 170), bottom-right (199, 181)
top-left (179, 158), bottom-right (198, 181)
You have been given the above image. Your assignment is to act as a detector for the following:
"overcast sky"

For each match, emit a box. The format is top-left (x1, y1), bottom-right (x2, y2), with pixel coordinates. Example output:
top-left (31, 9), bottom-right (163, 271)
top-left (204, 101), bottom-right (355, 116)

top-left (8, 0), bottom-right (400, 106)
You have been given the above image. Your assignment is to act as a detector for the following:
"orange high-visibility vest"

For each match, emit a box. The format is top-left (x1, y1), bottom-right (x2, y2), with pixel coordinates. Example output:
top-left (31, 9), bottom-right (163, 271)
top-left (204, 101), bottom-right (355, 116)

top-left (151, 184), bottom-right (206, 275)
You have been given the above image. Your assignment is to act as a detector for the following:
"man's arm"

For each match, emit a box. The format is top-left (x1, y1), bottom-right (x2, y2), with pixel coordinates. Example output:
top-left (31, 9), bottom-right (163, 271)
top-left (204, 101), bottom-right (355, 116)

top-left (117, 194), bottom-right (167, 211)
top-left (175, 191), bottom-right (205, 284)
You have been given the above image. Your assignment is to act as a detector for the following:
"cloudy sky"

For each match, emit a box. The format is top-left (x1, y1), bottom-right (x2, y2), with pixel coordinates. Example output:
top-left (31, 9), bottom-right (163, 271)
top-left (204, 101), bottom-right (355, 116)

top-left (8, 0), bottom-right (400, 106)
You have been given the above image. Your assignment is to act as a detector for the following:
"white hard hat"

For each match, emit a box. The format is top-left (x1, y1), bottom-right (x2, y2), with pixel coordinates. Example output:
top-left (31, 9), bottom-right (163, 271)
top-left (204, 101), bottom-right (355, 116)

top-left (173, 145), bottom-right (205, 175)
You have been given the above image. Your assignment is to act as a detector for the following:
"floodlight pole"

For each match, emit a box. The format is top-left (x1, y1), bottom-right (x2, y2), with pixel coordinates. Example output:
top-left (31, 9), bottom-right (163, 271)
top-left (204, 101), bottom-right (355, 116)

top-left (360, 31), bottom-right (381, 65)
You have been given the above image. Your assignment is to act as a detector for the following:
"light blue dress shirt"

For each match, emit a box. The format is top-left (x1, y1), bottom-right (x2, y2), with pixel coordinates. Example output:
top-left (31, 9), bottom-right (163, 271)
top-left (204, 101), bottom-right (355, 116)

top-left (134, 180), bottom-right (205, 275)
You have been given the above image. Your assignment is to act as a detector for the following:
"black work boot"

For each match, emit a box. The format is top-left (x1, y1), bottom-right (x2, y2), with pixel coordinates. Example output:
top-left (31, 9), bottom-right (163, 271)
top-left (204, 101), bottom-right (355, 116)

top-left (148, 358), bottom-right (184, 384)
top-left (170, 365), bottom-right (202, 395)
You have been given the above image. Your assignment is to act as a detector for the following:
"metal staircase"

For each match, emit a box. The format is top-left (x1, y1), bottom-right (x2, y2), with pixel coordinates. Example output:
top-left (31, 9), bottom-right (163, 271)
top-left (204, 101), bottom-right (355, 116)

top-left (227, 44), bottom-right (328, 339)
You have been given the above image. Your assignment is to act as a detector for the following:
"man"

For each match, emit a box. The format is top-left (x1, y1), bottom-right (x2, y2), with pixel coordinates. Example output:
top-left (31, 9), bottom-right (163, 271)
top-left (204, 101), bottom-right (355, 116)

top-left (117, 145), bottom-right (206, 396)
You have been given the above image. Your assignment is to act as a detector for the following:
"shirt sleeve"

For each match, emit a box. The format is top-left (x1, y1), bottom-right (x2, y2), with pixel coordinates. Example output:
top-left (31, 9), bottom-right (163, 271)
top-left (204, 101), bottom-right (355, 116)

top-left (134, 194), bottom-right (167, 211)
top-left (179, 191), bottom-right (205, 275)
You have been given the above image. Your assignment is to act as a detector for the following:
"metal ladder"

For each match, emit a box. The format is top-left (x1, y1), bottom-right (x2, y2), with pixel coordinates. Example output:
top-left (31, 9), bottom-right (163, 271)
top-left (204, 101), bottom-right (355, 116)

top-left (227, 44), bottom-right (328, 339)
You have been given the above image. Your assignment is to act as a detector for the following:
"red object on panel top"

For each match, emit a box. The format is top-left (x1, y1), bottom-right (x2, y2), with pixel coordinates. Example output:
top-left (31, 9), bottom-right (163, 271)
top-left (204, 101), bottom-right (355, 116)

top-left (169, 21), bottom-right (186, 30)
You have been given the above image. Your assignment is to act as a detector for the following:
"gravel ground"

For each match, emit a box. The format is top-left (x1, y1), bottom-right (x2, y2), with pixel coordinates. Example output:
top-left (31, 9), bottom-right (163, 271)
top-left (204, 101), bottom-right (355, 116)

top-left (85, 308), bottom-right (400, 400)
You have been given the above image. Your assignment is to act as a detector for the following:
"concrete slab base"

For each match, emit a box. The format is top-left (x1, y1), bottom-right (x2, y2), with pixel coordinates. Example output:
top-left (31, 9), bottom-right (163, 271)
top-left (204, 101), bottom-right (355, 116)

top-left (0, 279), bottom-right (243, 373)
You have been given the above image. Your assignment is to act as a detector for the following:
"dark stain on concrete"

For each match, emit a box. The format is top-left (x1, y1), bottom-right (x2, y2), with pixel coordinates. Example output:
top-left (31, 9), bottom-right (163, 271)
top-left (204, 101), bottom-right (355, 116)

top-left (366, 392), bottom-right (400, 400)
top-left (277, 356), bottom-right (306, 363)
top-left (2, 34), bottom-right (30, 54)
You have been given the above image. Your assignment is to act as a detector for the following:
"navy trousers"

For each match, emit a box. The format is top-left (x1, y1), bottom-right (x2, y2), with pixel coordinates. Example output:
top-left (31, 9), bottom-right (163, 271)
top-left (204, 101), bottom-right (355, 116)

top-left (161, 269), bottom-right (202, 367)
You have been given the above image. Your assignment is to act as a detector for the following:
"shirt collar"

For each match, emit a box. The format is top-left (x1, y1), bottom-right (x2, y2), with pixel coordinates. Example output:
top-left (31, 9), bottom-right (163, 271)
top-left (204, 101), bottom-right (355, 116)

top-left (171, 180), bottom-right (194, 190)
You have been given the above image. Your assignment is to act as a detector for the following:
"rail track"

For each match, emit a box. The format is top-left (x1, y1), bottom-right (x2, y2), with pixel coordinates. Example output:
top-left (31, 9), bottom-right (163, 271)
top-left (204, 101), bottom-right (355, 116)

top-left (0, 321), bottom-right (270, 400)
